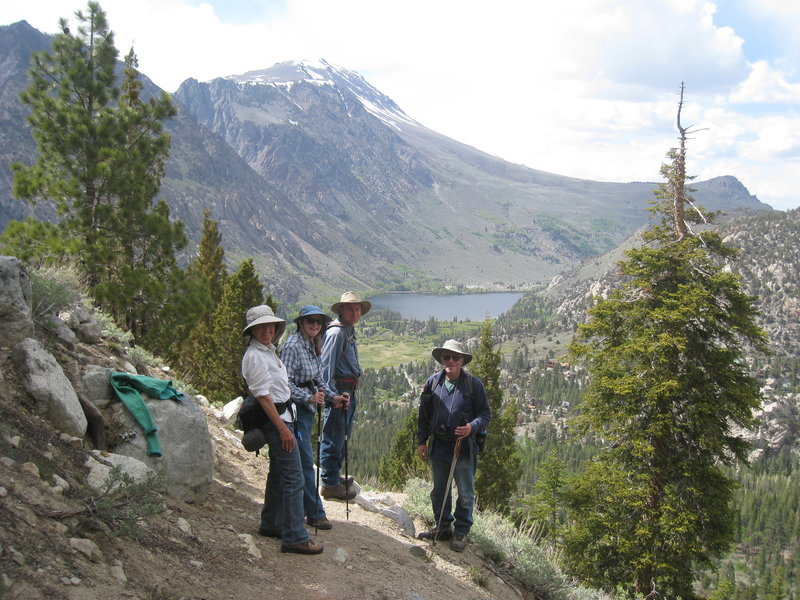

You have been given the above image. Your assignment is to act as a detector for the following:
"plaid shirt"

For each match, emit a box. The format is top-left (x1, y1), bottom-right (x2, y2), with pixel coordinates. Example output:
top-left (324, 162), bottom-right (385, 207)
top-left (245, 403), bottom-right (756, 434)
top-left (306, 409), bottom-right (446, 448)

top-left (280, 332), bottom-right (335, 412)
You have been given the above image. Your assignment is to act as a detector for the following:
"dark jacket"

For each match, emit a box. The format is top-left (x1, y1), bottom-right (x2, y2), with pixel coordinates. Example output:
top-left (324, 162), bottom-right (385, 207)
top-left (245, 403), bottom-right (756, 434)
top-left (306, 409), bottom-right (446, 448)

top-left (417, 369), bottom-right (491, 460)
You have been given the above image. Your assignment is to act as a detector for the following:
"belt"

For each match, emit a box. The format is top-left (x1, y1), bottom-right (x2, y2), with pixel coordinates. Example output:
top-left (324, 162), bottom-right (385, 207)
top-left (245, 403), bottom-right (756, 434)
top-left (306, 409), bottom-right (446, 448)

top-left (296, 381), bottom-right (315, 389)
top-left (334, 376), bottom-right (359, 390)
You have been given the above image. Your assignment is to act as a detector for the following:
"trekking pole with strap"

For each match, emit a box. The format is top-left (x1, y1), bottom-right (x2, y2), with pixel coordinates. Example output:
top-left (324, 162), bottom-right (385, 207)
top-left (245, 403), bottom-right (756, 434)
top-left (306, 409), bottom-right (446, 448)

top-left (343, 394), bottom-right (351, 520)
top-left (315, 389), bottom-right (322, 535)
top-left (433, 416), bottom-right (467, 548)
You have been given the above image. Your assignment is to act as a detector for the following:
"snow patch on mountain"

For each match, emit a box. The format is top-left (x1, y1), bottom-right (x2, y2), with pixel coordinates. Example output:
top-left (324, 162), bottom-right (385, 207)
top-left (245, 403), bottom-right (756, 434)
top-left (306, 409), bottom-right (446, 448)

top-left (224, 59), bottom-right (421, 131)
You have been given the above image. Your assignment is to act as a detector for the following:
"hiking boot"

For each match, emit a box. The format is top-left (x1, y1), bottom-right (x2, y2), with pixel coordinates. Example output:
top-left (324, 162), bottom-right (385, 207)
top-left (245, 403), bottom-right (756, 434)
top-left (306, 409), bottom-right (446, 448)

top-left (241, 427), bottom-right (267, 452)
top-left (281, 539), bottom-right (324, 555)
top-left (340, 475), bottom-right (354, 486)
top-left (321, 483), bottom-right (357, 500)
top-left (450, 534), bottom-right (467, 552)
top-left (307, 517), bottom-right (333, 530)
top-left (257, 527), bottom-right (282, 539)
top-left (417, 527), bottom-right (453, 541)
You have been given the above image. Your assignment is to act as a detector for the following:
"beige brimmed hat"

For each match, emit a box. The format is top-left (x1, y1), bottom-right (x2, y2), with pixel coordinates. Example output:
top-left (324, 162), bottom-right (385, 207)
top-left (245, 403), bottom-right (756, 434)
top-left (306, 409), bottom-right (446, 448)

top-left (330, 291), bottom-right (371, 316)
top-left (432, 339), bottom-right (472, 365)
top-left (242, 304), bottom-right (286, 341)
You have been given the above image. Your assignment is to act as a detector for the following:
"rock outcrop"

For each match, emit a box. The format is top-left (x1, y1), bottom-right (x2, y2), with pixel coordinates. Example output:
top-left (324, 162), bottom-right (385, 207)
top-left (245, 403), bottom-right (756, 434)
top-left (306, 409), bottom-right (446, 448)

top-left (0, 255), bottom-right (214, 503)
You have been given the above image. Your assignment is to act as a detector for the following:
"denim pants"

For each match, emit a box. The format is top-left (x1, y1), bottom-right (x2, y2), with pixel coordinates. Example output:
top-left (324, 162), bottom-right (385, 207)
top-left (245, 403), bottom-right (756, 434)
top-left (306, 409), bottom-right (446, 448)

top-left (320, 393), bottom-right (357, 487)
top-left (296, 407), bottom-right (326, 521)
top-left (259, 419), bottom-right (308, 546)
top-left (430, 453), bottom-right (477, 536)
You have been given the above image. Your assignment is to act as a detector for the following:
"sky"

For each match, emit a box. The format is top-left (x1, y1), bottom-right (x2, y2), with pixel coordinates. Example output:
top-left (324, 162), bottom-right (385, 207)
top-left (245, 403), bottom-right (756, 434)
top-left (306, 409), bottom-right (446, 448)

top-left (2, 0), bottom-right (799, 211)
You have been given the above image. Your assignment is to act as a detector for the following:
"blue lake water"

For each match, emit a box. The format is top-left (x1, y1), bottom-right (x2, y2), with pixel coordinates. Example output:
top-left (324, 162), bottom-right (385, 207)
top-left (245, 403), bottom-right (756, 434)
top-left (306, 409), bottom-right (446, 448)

top-left (369, 292), bottom-right (525, 322)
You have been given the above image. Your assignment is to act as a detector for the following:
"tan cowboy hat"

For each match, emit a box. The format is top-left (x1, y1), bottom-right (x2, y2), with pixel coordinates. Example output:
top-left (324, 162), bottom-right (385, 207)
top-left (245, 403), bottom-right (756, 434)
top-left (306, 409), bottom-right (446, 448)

top-left (242, 304), bottom-right (286, 342)
top-left (330, 291), bottom-right (371, 316)
top-left (432, 339), bottom-right (472, 365)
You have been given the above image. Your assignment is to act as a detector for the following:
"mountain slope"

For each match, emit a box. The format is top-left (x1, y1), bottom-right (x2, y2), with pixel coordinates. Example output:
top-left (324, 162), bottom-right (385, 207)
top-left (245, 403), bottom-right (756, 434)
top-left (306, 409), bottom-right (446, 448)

top-left (174, 59), bottom-right (770, 291)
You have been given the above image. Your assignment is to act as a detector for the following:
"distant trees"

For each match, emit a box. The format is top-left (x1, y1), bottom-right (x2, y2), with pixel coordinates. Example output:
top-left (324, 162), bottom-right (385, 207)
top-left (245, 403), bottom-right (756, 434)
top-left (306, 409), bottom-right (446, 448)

top-left (564, 84), bottom-right (768, 598)
top-left (194, 258), bottom-right (267, 404)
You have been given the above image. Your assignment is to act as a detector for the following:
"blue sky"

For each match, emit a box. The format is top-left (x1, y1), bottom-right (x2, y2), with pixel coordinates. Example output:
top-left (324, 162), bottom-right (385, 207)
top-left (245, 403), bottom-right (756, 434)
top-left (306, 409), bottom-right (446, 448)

top-left (2, 0), bottom-right (799, 210)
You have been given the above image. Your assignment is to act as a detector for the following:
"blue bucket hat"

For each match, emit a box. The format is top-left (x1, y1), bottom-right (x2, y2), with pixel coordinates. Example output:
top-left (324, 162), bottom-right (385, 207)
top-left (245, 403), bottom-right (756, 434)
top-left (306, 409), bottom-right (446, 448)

top-left (293, 305), bottom-right (333, 326)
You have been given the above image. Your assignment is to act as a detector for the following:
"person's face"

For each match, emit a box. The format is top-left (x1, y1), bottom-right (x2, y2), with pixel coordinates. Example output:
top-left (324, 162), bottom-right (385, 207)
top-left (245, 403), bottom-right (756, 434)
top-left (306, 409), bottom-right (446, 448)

top-left (301, 316), bottom-right (324, 339)
top-left (441, 352), bottom-right (464, 377)
top-left (251, 323), bottom-right (276, 345)
top-left (338, 303), bottom-right (361, 326)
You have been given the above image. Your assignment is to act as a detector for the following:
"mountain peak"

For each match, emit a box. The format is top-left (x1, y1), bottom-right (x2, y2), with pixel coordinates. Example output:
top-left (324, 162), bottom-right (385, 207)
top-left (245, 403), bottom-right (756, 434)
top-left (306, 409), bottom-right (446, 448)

top-left (223, 59), bottom-right (420, 130)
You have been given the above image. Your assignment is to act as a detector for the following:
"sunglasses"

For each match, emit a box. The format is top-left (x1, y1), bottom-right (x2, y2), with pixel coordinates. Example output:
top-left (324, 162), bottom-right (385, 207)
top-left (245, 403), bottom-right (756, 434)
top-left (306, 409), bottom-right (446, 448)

top-left (304, 318), bottom-right (324, 325)
top-left (440, 353), bottom-right (462, 362)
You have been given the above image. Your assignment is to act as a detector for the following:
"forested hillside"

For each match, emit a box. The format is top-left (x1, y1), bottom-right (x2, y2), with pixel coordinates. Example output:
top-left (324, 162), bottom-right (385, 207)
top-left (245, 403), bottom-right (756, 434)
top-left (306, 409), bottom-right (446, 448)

top-left (347, 207), bottom-right (800, 599)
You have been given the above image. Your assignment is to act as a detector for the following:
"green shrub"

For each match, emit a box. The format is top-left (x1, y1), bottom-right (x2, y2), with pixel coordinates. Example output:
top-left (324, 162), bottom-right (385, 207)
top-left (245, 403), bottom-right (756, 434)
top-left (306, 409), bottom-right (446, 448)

top-left (29, 264), bottom-right (86, 321)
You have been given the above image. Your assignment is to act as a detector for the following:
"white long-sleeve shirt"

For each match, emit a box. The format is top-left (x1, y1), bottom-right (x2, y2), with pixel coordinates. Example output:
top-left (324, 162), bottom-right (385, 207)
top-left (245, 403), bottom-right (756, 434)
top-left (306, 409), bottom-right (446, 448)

top-left (241, 338), bottom-right (294, 423)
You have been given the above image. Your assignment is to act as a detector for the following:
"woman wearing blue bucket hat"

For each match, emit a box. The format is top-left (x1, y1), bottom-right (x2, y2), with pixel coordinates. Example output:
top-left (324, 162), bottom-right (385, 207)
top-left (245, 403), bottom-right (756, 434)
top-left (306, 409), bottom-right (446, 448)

top-left (280, 306), bottom-right (348, 530)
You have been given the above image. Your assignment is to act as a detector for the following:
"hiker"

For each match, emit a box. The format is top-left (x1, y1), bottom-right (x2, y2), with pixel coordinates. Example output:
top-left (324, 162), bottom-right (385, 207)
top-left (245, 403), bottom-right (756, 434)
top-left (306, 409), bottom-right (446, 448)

top-left (319, 291), bottom-right (370, 500)
top-left (241, 304), bottom-right (323, 555)
top-left (416, 339), bottom-right (491, 552)
top-left (280, 305), bottom-right (349, 530)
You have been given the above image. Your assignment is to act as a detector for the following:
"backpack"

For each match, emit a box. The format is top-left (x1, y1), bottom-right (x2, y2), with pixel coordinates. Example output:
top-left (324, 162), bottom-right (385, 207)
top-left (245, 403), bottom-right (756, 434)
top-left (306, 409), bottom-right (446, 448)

top-left (235, 393), bottom-right (290, 432)
top-left (325, 320), bottom-right (351, 353)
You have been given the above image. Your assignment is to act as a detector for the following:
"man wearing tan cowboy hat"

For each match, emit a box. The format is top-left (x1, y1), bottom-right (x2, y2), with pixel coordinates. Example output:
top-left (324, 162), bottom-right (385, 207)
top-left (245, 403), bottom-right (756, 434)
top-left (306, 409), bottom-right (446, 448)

top-left (319, 291), bottom-right (371, 500)
top-left (416, 339), bottom-right (491, 552)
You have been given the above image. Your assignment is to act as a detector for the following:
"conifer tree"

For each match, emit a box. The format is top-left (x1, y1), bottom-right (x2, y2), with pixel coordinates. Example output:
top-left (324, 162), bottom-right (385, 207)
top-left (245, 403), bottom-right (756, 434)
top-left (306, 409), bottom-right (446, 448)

top-left (472, 320), bottom-right (522, 512)
top-left (10, 2), bottom-right (193, 348)
top-left (564, 85), bottom-right (768, 598)
top-left (379, 408), bottom-right (428, 490)
top-left (197, 259), bottom-right (267, 404)
top-left (187, 209), bottom-right (227, 309)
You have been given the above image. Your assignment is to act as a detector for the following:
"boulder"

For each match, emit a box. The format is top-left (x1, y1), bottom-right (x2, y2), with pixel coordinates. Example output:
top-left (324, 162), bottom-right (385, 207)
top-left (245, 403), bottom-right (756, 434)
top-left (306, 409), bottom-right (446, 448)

top-left (85, 450), bottom-right (156, 491)
top-left (0, 256), bottom-right (34, 347)
top-left (11, 338), bottom-right (88, 438)
top-left (110, 394), bottom-right (214, 502)
top-left (81, 365), bottom-right (115, 409)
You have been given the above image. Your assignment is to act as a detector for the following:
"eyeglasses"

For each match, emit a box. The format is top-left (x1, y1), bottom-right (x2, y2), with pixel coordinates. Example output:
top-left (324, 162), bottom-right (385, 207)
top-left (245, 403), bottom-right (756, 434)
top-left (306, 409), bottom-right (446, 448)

top-left (440, 354), bottom-right (462, 362)
top-left (304, 318), bottom-right (324, 325)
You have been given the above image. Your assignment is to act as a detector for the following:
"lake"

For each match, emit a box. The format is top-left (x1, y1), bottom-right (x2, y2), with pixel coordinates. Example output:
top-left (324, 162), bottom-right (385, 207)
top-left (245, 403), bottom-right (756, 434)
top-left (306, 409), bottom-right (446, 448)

top-left (369, 292), bottom-right (525, 322)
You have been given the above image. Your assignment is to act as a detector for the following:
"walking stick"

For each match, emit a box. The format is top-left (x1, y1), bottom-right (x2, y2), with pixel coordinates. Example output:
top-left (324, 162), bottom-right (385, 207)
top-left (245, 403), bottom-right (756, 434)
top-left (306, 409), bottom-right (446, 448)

top-left (433, 435), bottom-right (463, 547)
top-left (343, 395), bottom-right (351, 520)
top-left (315, 401), bottom-right (322, 535)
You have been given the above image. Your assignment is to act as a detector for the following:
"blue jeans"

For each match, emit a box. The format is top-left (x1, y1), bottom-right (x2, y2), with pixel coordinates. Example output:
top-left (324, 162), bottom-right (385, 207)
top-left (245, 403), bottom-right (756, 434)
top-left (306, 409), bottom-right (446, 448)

top-left (320, 394), bottom-right (356, 487)
top-left (430, 453), bottom-right (477, 536)
top-left (259, 419), bottom-right (308, 546)
top-left (296, 407), bottom-right (326, 521)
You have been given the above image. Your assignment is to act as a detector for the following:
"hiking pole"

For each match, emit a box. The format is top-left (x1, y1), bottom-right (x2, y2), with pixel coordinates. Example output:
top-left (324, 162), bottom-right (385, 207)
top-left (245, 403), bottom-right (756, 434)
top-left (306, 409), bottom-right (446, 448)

top-left (342, 394), bottom-right (351, 520)
top-left (433, 417), bottom-right (467, 548)
top-left (315, 392), bottom-right (322, 535)
top-left (433, 436), bottom-right (462, 548)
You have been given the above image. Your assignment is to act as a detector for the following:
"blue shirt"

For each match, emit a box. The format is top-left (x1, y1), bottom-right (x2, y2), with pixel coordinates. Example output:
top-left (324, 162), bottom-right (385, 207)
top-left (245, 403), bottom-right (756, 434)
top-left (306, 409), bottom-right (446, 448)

top-left (280, 331), bottom-right (336, 412)
top-left (320, 321), bottom-right (362, 394)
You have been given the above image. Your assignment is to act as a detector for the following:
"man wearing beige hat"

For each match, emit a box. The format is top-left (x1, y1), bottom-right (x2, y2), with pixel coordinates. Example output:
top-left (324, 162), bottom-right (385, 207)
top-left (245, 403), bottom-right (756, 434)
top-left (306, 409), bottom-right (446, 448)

top-left (319, 291), bottom-right (371, 500)
top-left (416, 339), bottom-right (491, 552)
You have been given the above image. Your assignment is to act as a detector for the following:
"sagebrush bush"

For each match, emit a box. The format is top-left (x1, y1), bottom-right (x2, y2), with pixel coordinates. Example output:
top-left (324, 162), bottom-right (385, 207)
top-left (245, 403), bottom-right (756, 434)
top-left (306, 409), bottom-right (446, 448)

top-left (29, 263), bottom-right (86, 321)
top-left (403, 479), bottom-right (615, 600)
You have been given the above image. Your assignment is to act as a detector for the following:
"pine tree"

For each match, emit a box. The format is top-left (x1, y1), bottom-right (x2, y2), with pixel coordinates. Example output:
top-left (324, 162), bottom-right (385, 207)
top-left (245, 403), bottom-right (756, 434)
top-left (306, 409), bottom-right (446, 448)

top-left (10, 3), bottom-right (191, 345)
top-left (379, 408), bottom-right (428, 490)
top-left (564, 84), bottom-right (768, 598)
top-left (186, 209), bottom-right (227, 309)
top-left (197, 259), bottom-right (266, 404)
top-left (472, 320), bottom-right (522, 512)
top-left (179, 210), bottom-right (228, 374)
